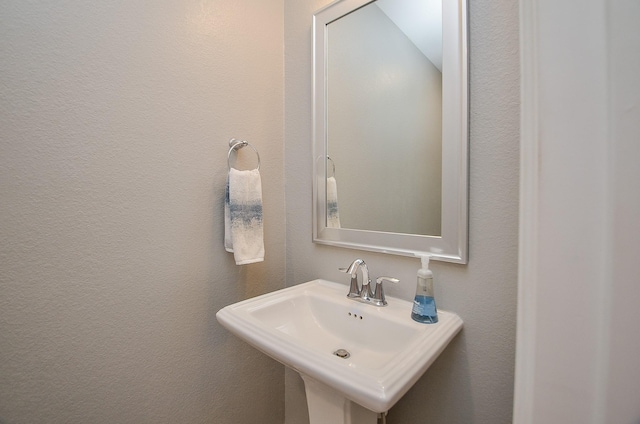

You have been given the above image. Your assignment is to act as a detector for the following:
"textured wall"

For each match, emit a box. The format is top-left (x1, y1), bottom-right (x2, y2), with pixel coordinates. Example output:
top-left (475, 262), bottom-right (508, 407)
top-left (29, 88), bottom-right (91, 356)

top-left (0, 1), bottom-right (285, 423)
top-left (284, 0), bottom-right (520, 422)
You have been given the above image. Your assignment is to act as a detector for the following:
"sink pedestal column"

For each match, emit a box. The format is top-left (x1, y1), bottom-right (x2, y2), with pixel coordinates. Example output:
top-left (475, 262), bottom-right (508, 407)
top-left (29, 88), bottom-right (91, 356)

top-left (301, 375), bottom-right (380, 424)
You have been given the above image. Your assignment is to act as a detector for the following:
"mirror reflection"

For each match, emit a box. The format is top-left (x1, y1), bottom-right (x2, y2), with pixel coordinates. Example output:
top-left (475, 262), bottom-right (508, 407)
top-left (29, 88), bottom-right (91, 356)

top-left (313, 0), bottom-right (468, 263)
top-left (326, 0), bottom-right (443, 236)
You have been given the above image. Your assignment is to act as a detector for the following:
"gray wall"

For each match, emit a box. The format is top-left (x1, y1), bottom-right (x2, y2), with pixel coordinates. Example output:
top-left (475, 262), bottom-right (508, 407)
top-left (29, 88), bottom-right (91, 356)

top-left (285, 0), bottom-right (520, 423)
top-left (0, 1), bottom-right (285, 423)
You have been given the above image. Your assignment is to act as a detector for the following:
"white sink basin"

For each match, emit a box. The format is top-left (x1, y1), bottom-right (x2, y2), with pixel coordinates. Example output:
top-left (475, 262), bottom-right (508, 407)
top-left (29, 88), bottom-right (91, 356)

top-left (216, 279), bottom-right (462, 413)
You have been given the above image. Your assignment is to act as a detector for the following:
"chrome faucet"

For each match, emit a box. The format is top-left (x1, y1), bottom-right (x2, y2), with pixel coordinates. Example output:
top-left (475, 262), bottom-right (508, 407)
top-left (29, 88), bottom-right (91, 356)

top-left (339, 259), bottom-right (398, 306)
top-left (340, 258), bottom-right (371, 301)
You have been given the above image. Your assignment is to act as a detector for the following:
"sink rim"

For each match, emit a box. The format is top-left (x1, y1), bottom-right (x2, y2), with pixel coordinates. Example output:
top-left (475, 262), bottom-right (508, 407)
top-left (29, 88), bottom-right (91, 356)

top-left (216, 279), bottom-right (463, 413)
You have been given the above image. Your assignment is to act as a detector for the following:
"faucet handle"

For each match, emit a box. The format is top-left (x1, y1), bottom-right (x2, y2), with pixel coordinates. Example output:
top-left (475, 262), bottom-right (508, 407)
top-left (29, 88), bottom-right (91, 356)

top-left (376, 276), bottom-right (399, 284)
top-left (371, 277), bottom-right (399, 306)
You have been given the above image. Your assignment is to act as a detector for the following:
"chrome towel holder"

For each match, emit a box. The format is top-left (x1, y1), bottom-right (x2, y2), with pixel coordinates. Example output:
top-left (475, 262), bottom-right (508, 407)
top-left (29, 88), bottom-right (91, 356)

top-left (227, 138), bottom-right (260, 171)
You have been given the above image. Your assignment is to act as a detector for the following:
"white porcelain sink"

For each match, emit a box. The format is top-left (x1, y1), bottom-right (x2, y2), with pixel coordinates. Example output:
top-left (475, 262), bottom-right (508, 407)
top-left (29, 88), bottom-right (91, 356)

top-left (216, 279), bottom-right (462, 417)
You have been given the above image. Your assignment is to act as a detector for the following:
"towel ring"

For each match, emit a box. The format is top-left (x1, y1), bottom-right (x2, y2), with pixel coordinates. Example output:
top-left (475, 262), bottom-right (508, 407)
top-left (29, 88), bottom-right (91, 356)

top-left (227, 138), bottom-right (260, 171)
top-left (327, 156), bottom-right (336, 178)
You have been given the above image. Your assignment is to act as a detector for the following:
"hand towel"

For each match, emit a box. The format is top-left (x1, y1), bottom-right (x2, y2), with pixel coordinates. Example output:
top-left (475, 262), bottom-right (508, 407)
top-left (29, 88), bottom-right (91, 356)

top-left (224, 174), bottom-right (233, 253)
top-left (224, 168), bottom-right (264, 265)
top-left (327, 176), bottom-right (341, 228)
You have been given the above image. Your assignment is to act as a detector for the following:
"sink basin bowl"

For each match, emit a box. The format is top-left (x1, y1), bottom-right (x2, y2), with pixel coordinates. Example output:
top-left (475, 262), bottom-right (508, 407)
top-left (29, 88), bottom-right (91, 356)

top-left (216, 279), bottom-right (462, 413)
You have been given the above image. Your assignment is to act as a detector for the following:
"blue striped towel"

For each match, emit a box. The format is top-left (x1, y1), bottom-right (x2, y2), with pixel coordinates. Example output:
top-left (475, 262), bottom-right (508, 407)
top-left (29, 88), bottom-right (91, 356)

top-left (224, 168), bottom-right (264, 265)
top-left (327, 176), bottom-right (341, 228)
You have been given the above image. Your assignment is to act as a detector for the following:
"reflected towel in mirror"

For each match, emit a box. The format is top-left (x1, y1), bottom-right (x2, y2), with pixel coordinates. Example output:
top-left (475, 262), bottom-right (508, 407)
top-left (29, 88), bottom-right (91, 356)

top-left (327, 176), bottom-right (340, 228)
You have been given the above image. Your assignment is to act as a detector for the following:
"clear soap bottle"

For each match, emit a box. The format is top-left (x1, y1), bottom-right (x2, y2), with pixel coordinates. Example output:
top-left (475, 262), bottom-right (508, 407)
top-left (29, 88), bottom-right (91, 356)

top-left (411, 255), bottom-right (438, 324)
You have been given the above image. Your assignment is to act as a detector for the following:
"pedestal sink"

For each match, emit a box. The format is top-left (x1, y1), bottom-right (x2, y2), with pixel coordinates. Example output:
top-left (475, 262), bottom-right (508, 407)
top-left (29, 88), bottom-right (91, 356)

top-left (216, 279), bottom-right (462, 424)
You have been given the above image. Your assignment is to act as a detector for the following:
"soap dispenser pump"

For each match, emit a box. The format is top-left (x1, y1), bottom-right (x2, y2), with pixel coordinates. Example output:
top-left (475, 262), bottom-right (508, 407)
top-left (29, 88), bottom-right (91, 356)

top-left (411, 255), bottom-right (438, 324)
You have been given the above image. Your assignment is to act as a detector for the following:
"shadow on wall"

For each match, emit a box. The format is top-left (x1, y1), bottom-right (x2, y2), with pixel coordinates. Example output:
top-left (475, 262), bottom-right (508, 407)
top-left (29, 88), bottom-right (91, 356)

top-left (386, 334), bottom-right (473, 423)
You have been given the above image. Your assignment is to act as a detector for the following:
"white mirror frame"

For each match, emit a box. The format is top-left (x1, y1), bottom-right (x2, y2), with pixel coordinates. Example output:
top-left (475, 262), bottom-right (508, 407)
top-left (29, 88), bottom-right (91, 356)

top-left (312, 0), bottom-right (468, 263)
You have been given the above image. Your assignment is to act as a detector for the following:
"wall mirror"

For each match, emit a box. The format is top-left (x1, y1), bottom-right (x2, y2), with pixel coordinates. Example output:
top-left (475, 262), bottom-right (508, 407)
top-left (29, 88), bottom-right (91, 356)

top-left (312, 0), bottom-right (468, 263)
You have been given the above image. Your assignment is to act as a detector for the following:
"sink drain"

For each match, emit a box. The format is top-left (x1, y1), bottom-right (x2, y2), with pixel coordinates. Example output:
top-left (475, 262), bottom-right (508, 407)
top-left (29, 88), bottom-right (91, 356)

top-left (333, 349), bottom-right (350, 359)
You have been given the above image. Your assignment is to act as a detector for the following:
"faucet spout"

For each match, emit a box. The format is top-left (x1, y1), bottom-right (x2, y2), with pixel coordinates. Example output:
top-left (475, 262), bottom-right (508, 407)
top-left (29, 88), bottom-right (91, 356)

top-left (340, 259), bottom-right (371, 300)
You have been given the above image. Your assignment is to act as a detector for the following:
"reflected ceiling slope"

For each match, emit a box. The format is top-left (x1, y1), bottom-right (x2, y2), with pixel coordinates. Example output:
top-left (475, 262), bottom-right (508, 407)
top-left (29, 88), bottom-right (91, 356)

top-left (376, 0), bottom-right (442, 71)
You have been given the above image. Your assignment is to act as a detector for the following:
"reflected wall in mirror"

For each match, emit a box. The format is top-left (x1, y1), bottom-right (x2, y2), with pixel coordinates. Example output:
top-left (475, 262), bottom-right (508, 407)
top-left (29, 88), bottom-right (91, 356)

top-left (313, 0), bottom-right (468, 263)
top-left (327, 0), bottom-right (443, 236)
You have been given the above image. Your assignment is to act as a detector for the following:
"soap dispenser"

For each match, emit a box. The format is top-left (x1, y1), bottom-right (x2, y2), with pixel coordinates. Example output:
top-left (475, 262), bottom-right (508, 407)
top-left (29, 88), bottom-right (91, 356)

top-left (411, 255), bottom-right (438, 324)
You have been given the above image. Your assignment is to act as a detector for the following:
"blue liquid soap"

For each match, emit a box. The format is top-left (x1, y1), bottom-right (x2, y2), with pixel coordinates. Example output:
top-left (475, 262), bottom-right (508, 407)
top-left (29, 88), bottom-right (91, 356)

top-left (411, 295), bottom-right (438, 324)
